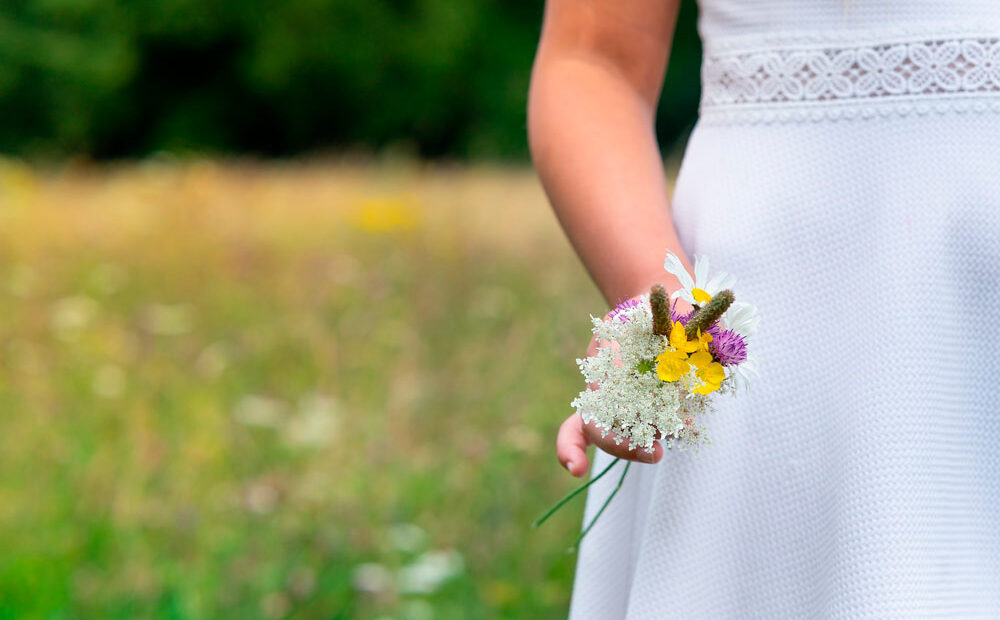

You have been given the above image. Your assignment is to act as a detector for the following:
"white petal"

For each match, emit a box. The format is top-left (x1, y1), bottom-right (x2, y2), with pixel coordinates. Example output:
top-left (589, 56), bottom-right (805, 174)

top-left (704, 271), bottom-right (726, 293)
top-left (693, 254), bottom-right (709, 288)
top-left (723, 302), bottom-right (760, 336)
top-left (663, 252), bottom-right (694, 290)
top-left (717, 273), bottom-right (738, 292)
top-left (741, 313), bottom-right (761, 336)
top-left (670, 289), bottom-right (695, 304)
top-left (734, 366), bottom-right (752, 391)
top-left (739, 356), bottom-right (760, 377)
top-left (721, 303), bottom-right (744, 324)
top-left (704, 271), bottom-right (736, 295)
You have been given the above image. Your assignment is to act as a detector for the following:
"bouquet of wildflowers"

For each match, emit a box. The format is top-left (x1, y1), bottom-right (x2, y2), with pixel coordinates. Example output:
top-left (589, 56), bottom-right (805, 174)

top-left (534, 251), bottom-right (760, 550)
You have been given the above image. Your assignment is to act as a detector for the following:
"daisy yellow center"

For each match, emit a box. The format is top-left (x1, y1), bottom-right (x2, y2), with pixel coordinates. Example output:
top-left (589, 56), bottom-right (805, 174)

top-left (692, 287), bottom-right (713, 303)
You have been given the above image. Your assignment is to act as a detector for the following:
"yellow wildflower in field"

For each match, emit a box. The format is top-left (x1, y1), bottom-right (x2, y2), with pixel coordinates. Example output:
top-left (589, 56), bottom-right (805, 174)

top-left (0, 158), bottom-right (38, 206)
top-left (352, 196), bottom-right (422, 233)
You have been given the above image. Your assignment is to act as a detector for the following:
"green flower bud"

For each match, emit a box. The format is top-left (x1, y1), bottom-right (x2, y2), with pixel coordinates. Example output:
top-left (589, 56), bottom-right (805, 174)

top-left (650, 284), bottom-right (671, 336)
top-left (684, 289), bottom-right (734, 339)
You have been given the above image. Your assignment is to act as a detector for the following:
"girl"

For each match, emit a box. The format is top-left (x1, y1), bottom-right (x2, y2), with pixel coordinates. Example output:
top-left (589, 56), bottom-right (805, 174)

top-left (529, 1), bottom-right (1000, 617)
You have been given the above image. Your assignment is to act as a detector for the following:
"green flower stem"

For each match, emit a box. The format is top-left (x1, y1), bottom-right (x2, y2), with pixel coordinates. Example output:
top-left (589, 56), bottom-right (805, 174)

top-left (532, 457), bottom-right (620, 529)
top-left (568, 460), bottom-right (631, 554)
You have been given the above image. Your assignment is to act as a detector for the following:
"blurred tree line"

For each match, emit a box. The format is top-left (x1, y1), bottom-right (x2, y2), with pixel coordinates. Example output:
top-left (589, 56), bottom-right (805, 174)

top-left (0, 0), bottom-right (701, 160)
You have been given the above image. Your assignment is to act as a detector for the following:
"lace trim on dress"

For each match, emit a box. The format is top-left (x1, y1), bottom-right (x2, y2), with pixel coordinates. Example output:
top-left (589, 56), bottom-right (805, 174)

top-left (700, 36), bottom-right (1000, 123)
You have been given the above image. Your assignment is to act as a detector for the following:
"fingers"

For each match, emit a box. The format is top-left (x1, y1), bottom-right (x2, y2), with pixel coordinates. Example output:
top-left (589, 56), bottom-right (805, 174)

top-left (556, 413), bottom-right (590, 477)
top-left (557, 411), bottom-right (666, 479)
top-left (583, 418), bottom-right (664, 464)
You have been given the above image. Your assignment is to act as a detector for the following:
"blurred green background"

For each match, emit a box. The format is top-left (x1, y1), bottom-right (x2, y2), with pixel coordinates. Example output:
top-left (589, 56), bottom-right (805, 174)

top-left (0, 0), bottom-right (701, 159)
top-left (0, 0), bottom-right (702, 618)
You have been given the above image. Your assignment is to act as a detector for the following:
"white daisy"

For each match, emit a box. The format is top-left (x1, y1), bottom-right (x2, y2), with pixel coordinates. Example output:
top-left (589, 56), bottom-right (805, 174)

top-left (719, 303), bottom-right (759, 393)
top-left (721, 301), bottom-right (760, 337)
top-left (663, 251), bottom-right (737, 306)
top-left (729, 351), bottom-right (760, 392)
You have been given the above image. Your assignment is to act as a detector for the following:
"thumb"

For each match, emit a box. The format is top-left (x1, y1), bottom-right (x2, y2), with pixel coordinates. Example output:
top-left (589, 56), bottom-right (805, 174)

top-left (556, 413), bottom-right (590, 477)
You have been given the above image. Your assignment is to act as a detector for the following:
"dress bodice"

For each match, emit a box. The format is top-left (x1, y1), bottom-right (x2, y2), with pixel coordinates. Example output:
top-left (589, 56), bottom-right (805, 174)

top-left (698, 0), bottom-right (1000, 44)
top-left (695, 1), bottom-right (1000, 124)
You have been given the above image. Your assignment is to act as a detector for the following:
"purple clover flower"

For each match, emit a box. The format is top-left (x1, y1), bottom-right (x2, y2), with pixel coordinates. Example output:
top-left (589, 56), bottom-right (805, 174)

top-left (671, 309), bottom-right (693, 325)
top-left (709, 328), bottom-right (747, 366)
top-left (669, 298), bottom-right (692, 325)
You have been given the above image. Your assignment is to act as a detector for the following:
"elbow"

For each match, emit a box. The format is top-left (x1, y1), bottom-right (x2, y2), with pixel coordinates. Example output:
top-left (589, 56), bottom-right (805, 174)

top-left (526, 62), bottom-right (556, 173)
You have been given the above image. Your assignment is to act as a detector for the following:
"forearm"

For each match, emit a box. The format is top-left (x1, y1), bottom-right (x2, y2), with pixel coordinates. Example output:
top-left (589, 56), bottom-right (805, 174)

top-left (528, 57), bottom-right (692, 306)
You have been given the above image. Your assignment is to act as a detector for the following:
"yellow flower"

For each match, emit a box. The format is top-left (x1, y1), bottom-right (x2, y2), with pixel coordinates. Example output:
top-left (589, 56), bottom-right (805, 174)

top-left (655, 349), bottom-right (690, 382)
top-left (693, 362), bottom-right (726, 394)
top-left (696, 329), bottom-right (713, 351)
top-left (660, 321), bottom-right (719, 383)
top-left (353, 197), bottom-right (421, 233)
top-left (669, 321), bottom-right (701, 354)
top-left (688, 349), bottom-right (714, 369)
top-left (692, 382), bottom-right (719, 395)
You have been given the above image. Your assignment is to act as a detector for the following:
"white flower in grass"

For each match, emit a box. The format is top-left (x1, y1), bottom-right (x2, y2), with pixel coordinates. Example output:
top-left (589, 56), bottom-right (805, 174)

top-left (397, 550), bottom-right (464, 594)
top-left (663, 251), bottom-right (737, 306)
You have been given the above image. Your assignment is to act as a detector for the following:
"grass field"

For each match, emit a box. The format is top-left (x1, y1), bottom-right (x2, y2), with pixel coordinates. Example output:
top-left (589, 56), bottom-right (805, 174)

top-left (0, 158), bottom-right (623, 619)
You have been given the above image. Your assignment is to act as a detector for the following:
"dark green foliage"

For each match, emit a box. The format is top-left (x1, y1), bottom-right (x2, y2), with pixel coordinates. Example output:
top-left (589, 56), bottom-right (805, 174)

top-left (0, 0), bottom-right (701, 158)
top-left (685, 289), bottom-right (734, 340)
top-left (635, 358), bottom-right (656, 374)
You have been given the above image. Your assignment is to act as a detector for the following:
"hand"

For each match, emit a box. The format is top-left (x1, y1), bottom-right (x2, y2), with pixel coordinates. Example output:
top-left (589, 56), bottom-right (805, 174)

top-left (556, 295), bottom-right (695, 477)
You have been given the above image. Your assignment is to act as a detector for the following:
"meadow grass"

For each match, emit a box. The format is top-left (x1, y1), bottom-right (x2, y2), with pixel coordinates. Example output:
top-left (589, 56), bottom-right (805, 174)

top-left (0, 158), bottom-right (632, 618)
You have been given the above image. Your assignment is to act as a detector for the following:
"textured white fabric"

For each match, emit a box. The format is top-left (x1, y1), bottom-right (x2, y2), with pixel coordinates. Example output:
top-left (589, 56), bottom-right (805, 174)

top-left (568, 2), bottom-right (1000, 618)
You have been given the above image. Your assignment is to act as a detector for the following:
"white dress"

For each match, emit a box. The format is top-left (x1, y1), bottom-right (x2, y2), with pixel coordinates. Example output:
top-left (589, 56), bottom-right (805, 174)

top-left (569, 1), bottom-right (1000, 617)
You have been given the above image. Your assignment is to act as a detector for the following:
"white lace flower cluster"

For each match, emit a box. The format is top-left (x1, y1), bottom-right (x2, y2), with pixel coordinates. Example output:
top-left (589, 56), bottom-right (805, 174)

top-left (572, 296), bottom-right (690, 452)
top-left (570, 252), bottom-right (760, 453)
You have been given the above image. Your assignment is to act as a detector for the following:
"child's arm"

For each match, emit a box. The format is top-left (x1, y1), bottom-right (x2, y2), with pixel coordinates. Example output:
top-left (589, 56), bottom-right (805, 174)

top-left (528, 0), bottom-right (690, 306)
top-left (528, 0), bottom-right (694, 475)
